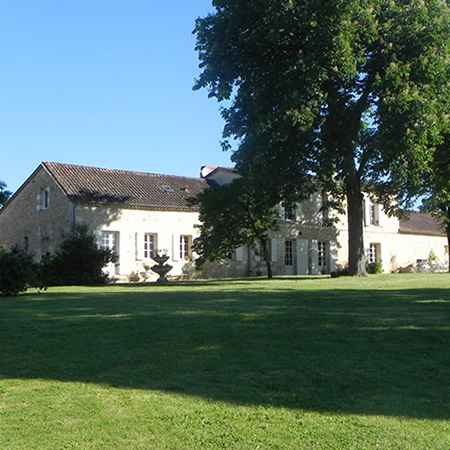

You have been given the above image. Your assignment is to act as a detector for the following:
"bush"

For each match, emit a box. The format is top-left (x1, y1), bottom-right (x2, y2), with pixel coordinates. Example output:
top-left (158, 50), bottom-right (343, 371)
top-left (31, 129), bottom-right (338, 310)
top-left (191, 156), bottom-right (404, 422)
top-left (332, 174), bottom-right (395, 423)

top-left (0, 246), bottom-right (38, 296)
top-left (367, 260), bottom-right (383, 274)
top-left (40, 224), bottom-right (117, 286)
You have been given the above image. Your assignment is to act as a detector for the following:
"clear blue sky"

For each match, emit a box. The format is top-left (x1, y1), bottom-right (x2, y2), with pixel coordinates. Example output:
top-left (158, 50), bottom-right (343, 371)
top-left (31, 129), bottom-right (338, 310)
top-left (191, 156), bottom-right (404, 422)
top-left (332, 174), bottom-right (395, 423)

top-left (0, 0), bottom-right (232, 193)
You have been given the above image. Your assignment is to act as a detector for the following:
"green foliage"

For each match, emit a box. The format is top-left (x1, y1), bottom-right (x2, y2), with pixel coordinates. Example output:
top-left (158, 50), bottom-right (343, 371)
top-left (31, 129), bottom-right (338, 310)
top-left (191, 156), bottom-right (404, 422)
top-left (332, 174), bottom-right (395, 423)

top-left (0, 180), bottom-right (11, 208)
top-left (194, 0), bottom-right (450, 275)
top-left (188, 177), bottom-right (279, 278)
top-left (40, 224), bottom-right (117, 286)
top-left (428, 249), bottom-right (438, 264)
top-left (367, 260), bottom-right (383, 274)
top-left (420, 135), bottom-right (450, 271)
top-left (1, 275), bottom-right (450, 448)
top-left (0, 245), bottom-right (38, 296)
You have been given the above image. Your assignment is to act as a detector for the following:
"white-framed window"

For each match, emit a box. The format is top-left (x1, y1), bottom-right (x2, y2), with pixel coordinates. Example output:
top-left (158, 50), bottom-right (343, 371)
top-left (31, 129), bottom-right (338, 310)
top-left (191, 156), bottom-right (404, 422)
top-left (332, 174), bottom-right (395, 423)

top-left (144, 233), bottom-right (157, 259)
top-left (285, 240), bottom-right (293, 266)
top-left (364, 199), bottom-right (382, 227)
top-left (40, 188), bottom-right (49, 210)
top-left (369, 243), bottom-right (381, 264)
top-left (370, 203), bottom-right (377, 226)
top-left (102, 232), bottom-right (118, 252)
top-left (100, 231), bottom-right (119, 276)
top-left (180, 235), bottom-right (192, 260)
top-left (318, 241), bottom-right (327, 268)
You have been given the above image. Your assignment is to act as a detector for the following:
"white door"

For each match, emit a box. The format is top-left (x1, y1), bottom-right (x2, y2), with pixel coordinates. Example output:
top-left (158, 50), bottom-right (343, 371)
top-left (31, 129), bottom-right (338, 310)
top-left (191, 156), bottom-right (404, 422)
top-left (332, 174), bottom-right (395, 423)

top-left (284, 240), bottom-right (295, 275)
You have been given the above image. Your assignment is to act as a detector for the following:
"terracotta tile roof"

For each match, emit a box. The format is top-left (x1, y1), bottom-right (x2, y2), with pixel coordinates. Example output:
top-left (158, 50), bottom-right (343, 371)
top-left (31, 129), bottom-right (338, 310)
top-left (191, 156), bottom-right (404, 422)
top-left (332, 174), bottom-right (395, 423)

top-left (42, 162), bottom-right (208, 210)
top-left (399, 212), bottom-right (445, 236)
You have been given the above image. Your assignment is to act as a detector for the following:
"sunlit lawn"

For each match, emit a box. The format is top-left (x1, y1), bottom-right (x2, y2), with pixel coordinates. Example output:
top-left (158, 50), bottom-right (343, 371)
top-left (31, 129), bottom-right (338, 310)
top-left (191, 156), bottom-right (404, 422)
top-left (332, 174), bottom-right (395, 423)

top-left (1, 274), bottom-right (449, 449)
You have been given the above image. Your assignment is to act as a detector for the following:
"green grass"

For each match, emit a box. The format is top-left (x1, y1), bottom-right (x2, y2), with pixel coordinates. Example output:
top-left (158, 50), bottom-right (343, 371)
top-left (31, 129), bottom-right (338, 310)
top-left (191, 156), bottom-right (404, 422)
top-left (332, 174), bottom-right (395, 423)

top-left (1, 274), bottom-right (450, 449)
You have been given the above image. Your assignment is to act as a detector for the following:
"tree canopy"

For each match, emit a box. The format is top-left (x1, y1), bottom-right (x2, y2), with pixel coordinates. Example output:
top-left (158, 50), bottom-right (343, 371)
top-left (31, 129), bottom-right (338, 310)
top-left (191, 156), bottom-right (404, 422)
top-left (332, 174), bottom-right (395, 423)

top-left (194, 0), bottom-right (450, 275)
top-left (0, 181), bottom-right (11, 208)
top-left (189, 177), bottom-right (279, 278)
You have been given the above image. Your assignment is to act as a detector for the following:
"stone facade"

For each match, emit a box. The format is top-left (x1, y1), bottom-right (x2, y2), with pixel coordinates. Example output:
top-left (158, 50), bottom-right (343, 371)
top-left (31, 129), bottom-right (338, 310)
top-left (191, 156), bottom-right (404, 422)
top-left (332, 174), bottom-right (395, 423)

top-left (74, 203), bottom-right (204, 281)
top-left (335, 198), bottom-right (448, 273)
top-left (0, 166), bottom-right (73, 259)
top-left (0, 161), bottom-right (447, 281)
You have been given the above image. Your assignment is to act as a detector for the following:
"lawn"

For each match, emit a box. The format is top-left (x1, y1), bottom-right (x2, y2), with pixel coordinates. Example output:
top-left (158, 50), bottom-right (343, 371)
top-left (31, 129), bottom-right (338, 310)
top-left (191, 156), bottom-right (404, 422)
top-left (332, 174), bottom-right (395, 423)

top-left (1, 274), bottom-right (449, 449)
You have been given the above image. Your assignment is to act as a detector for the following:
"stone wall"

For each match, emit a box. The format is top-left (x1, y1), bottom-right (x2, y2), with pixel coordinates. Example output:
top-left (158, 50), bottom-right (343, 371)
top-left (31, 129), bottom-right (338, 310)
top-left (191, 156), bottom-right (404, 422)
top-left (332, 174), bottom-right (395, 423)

top-left (0, 167), bottom-right (73, 259)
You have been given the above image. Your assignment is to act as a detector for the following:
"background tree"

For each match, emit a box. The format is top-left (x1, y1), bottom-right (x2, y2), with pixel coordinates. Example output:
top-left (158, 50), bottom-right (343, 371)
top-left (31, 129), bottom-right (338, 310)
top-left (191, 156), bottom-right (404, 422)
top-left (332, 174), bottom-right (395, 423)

top-left (189, 178), bottom-right (279, 278)
top-left (0, 181), bottom-right (11, 208)
top-left (194, 0), bottom-right (450, 275)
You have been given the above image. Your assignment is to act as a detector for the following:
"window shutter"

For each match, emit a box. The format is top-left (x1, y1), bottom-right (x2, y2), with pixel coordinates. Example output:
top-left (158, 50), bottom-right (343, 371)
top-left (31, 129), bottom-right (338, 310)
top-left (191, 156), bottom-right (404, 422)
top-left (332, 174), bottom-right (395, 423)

top-left (235, 246), bottom-right (244, 262)
top-left (93, 230), bottom-right (103, 248)
top-left (277, 203), bottom-right (284, 219)
top-left (364, 199), bottom-right (371, 226)
top-left (135, 233), bottom-right (144, 260)
top-left (310, 239), bottom-right (319, 275)
top-left (321, 195), bottom-right (329, 222)
top-left (329, 241), bottom-right (337, 272)
top-left (315, 194), bottom-right (322, 212)
top-left (36, 193), bottom-right (42, 211)
top-left (377, 205), bottom-right (384, 227)
top-left (172, 235), bottom-right (180, 261)
top-left (271, 239), bottom-right (278, 262)
top-left (254, 243), bottom-right (261, 262)
top-left (295, 202), bottom-right (302, 221)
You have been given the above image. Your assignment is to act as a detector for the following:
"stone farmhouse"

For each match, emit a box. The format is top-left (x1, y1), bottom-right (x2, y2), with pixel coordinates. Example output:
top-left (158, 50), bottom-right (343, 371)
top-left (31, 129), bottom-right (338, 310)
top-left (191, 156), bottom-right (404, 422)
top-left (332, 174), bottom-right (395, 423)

top-left (0, 161), bottom-right (447, 281)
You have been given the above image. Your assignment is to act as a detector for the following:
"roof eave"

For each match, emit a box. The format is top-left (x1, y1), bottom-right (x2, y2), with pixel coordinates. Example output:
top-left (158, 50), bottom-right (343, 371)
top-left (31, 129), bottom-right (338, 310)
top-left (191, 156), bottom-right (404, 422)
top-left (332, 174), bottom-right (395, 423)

top-left (74, 201), bottom-right (200, 212)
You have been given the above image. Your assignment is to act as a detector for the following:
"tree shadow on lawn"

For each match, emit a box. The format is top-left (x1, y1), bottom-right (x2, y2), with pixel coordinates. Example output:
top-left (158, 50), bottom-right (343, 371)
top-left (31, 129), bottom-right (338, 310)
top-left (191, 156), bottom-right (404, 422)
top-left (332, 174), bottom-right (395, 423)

top-left (0, 284), bottom-right (449, 420)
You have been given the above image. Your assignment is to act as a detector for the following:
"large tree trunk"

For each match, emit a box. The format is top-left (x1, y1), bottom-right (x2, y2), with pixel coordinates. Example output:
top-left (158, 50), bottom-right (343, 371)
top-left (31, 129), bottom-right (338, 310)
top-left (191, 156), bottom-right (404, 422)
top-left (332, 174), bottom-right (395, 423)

top-left (345, 173), bottom-right (367, 276)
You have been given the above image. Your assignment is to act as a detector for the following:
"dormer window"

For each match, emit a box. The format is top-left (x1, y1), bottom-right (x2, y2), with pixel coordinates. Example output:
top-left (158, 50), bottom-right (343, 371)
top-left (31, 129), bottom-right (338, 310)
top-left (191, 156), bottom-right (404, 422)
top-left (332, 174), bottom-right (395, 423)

top-left (284, 205), bottom-right (296, 221)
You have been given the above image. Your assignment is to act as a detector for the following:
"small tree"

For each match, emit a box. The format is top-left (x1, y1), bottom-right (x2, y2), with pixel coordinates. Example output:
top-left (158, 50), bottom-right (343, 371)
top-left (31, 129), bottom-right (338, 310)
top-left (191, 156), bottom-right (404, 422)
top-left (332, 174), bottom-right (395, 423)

top-left (0, 246), bottom-right (38, 296)
top-left (40, 224), bottom-right (117, 286)
top-left (189, 177), bottom-right (279, 278)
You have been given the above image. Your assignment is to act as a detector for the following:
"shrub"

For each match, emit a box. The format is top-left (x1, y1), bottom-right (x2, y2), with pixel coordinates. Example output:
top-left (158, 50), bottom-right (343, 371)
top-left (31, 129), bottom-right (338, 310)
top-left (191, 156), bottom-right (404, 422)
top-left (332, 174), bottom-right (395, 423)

top-left (331, 265), bottom-right (350, 278)
top-left (0, 245), bottom-right (38, 296)
top-left (367, 260), bottom-right (383, 274)
top-left (428, 250), bottom-right (438, 265)
top-left (40, 224), bottom-right (117, 286)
